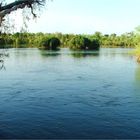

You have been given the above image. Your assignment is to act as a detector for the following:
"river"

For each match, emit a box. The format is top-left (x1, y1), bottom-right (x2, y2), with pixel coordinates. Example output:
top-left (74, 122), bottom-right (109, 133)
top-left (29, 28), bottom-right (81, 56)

top-left (0, 48), bottom-right (140, 139)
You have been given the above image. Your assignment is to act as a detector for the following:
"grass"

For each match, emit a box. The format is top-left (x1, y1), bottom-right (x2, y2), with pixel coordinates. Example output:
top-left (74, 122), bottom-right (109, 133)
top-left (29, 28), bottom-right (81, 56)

top-left (133, 47), bottom-right (140, 62)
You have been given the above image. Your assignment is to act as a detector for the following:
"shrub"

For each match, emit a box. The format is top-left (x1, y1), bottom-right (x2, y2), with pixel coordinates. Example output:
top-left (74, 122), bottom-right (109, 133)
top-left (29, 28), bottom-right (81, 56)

top-left (0, 38), bottom-right (6, 48)
top-left (89, 39), bottom-right (100, 50)
top-left (68, 36), bottom-right (100, 50)
top-left (39, 37), bottom-right (61, 50)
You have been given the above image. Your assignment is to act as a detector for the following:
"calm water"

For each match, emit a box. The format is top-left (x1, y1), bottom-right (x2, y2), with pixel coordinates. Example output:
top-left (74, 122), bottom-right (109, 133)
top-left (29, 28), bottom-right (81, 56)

top-left (0, 48), bottom-right (140, 139)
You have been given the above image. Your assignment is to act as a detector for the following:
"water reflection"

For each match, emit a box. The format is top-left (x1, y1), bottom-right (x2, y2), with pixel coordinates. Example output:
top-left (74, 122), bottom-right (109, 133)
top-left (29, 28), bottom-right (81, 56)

top-left (134, 66), bottom-right (140, 101)
top-left (39, 48), bottom-right (100, 58)
top-left (0, 60), bottom-right (5, 70)
top-left (135, 66), bottom-right (140, 87)
top-left (40, 50), bottom-right (60, 57)
top-left (0, 50), bottom-right (9, 70)
top-left (100, 48), bottom-right (134, 57)
top-left (70, 51), bottom-right (99, 58)
top-left (39, 48), bottom-right (132, 59)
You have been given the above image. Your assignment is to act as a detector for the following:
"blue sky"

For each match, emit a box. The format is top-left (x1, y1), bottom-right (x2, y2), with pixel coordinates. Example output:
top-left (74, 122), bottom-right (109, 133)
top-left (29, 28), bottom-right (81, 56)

top-left (8, 0), bottom-right (140, 34)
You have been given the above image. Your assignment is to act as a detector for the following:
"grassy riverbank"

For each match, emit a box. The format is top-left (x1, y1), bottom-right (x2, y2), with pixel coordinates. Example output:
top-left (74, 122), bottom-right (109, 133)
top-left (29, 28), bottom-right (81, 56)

top-left (132, 47), bottom-right (140, 62)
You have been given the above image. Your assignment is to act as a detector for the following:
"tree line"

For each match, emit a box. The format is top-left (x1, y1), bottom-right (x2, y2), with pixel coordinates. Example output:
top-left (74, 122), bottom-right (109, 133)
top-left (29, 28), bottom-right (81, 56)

top-left (0, 31), bottom-right (137, 50)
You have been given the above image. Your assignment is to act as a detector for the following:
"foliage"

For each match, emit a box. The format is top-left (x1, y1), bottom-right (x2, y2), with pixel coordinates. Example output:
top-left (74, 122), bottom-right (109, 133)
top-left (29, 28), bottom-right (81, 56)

top-left (132, 26), bottom-right (140, 61)
top-left (0, 31), bottom-right (137, 49)
top-left (0, 37), bottom-right (5, 45)
top-left (39, 37), bottom-right (61, 50)
top-left (68, 36), bottom-right (100, 50)
top-left (90, 39), bottom-right (100, 50)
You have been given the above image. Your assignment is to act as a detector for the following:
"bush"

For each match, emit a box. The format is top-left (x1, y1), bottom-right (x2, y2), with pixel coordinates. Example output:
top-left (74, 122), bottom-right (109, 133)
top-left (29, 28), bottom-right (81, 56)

top-left (89, 39), bottom-right (100, 50)
top-left (0, 38), bottom-right (6, 48)
top-left (39, 37), bottom-right (61, 50)
top-left (68, 36), bottom-right (100, 50)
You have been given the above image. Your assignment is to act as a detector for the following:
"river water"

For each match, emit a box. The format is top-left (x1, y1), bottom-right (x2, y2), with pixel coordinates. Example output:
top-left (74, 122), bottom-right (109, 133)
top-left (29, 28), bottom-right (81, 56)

top-left (0, 48), bottom-right (140, 139)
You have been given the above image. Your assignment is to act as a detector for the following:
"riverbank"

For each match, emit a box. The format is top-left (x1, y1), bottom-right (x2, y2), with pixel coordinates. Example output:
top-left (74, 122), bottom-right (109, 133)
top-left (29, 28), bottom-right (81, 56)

top-left (132, 49), bottom-right (140, 62)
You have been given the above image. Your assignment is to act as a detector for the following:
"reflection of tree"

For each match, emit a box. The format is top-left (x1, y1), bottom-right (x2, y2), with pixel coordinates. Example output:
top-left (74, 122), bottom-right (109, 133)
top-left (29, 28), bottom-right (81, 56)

top-left (0, 59), bottom-right (5, 70)
top-left (0, 51), bottom-right (9, 70)
top-left (40, 50), bottom-right (60, 57)
top-left (135, 66), bottom-right (140, 84)
top-left (134, 66), bottom-right (140, 99)
top-left (71, 51), bottom-right (99, 58)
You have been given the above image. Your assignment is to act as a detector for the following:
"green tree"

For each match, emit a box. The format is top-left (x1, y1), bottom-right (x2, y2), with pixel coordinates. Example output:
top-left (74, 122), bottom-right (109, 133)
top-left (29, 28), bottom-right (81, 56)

top-left (40, 37), bottom-right (61, 50)
top-left (133, 26), bottom-right (140, 62)
top-left (69, 36), bottom-right (100, 50)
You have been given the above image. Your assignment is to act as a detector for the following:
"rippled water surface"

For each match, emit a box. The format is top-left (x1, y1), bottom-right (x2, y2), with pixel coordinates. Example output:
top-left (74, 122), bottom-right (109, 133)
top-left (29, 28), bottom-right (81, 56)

top-left (0, 48), bottom-right (140, 139)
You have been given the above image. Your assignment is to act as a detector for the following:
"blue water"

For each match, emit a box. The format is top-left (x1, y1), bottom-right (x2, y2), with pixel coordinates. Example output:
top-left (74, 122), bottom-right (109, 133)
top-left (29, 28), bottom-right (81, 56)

top-left (0, 48), bottom-right (140, 139)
